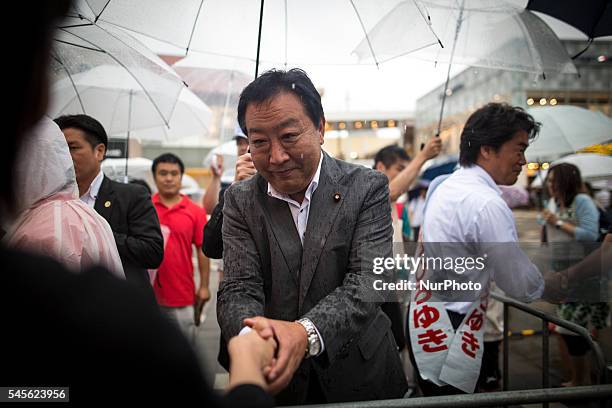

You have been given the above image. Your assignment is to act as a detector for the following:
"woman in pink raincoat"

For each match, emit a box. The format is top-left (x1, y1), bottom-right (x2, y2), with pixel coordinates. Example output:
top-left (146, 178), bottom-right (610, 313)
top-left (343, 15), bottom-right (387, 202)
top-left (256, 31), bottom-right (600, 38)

top-left (4, 118), bottom-right (124, 277)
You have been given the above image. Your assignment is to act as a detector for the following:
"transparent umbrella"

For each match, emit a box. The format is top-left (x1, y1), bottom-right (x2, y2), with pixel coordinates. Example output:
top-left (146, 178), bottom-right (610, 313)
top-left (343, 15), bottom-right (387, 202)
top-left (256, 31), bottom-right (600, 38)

top-left (354, 0), bottom-right (577, 76)
top-left (110, 87), bottom-right (213, 143)
top-left (531, 154), bottom-right (612, 188)
top-left (553, 153), bottom-right (612, 181)
top-left (69, 0), bottom-right (441, 76)
top-left (50, 16), bottom-right (185, 134)
top-left (49, 64), bottom-right (185, 135)
top-left (525, 105), bottom-right (612, 162)
top-left (172, 66), bottom-right (253, 142)
top-left (202, 139), bottom-right (241, 185)
top-left (50, 13), bottom-right (190, 179)
top-left (49, 18), bottom-right (184, 134)
top-left (353, 0), bottom-right (578, 136)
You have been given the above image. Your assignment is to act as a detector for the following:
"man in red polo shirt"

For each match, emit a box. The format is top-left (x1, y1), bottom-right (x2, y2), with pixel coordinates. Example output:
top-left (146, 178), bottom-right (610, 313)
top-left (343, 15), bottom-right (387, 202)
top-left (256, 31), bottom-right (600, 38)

top-left (151, 153), bottom-right (210, 336)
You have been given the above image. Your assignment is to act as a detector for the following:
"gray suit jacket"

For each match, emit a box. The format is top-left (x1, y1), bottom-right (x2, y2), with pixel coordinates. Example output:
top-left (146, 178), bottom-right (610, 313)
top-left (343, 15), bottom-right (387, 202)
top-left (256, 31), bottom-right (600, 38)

top-left (217, 152), bottom-right (407, 404)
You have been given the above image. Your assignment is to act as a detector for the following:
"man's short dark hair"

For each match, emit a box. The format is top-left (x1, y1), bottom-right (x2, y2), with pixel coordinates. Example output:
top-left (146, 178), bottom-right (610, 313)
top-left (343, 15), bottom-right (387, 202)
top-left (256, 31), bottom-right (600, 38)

top-left (373, 145), bottom-right (410, 169)
top-left (237, 68), bottom-right (324, 136)
top-left (54, 114), bottom-right (108, 150)
top-left (152, 153), bottom-right (185, 175)
top-left (459, 103), bottom-right (540, 167)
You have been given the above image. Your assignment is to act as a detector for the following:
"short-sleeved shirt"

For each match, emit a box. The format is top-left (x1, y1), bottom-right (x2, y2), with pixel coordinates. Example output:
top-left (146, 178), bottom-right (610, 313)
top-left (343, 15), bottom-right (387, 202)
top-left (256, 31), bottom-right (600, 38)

top-left (152, 194), bottom-right (207, 307)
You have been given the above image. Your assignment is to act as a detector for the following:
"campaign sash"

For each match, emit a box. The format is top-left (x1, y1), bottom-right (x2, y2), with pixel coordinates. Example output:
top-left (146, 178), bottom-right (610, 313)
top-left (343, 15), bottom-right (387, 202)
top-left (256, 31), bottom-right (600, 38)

top-left (408, 240), bottom-right (489, 393)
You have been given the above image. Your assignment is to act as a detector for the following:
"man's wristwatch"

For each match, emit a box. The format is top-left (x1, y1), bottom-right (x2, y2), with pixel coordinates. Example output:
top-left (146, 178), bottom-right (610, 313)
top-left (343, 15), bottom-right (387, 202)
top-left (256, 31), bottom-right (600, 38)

top-left (297, 318), bottom-right (321, 358)
top-left (555, 220), bottom-right (564, 230)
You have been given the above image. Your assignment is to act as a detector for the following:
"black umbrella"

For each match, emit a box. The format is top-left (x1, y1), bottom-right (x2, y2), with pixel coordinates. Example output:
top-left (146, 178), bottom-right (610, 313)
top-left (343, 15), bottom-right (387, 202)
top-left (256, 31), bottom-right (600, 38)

top-left (526, 0), bottom-right (612, 57)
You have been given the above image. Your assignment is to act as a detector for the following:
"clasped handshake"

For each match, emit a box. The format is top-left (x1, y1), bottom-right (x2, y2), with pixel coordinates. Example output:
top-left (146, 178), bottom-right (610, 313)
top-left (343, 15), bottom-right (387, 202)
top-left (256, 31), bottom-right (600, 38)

top-left (227, 316), bottom-right (309, 394)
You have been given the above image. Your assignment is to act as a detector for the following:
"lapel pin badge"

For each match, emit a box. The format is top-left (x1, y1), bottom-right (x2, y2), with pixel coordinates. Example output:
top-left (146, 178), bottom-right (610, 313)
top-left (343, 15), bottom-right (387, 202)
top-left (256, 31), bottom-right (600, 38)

top-left (104, 201), bottom-right (111, 208)
top-left (333, 193), bottom-right (341, 202)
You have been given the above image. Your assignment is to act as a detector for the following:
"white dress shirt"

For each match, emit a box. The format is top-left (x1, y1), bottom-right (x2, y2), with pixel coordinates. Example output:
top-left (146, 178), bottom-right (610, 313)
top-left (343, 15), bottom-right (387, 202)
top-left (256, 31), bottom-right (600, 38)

top-left (79, 169), bottom-right (104, 208)
top-left (423, 165), bottom-right (544, 314)
top-left (267, 153), bottom-right (323, 245)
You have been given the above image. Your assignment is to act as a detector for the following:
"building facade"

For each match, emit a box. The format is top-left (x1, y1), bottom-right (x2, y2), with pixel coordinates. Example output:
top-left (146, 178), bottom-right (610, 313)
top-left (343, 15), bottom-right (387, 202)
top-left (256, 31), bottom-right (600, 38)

top-left (414, 40), bottom-right (612, 161)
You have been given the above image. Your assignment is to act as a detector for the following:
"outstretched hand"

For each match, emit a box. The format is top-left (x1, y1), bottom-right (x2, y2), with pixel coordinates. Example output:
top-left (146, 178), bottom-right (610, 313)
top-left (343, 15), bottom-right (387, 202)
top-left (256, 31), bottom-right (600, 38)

top-left (227, 323), bottom-right (278, 391)
top-left (244, 316), bottom-right (308, 395)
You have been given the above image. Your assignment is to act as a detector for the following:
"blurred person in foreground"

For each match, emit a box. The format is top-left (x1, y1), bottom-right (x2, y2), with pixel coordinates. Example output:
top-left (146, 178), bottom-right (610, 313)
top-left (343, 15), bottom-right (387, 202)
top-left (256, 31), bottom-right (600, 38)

top-left (409, 103), bottom-right (545, 395)
top-left (55, 114), bottom-right (164, 290)
top-left (151, 153), bottom-right (210, 335)
top-left (3, 117), bottom-right (123, 277)
top-left (0, 1), bottom-right (276, 405)
top-left (217, 68), bottom-right (407, 405)
top-left (541, 163), bottom-right (608, 387)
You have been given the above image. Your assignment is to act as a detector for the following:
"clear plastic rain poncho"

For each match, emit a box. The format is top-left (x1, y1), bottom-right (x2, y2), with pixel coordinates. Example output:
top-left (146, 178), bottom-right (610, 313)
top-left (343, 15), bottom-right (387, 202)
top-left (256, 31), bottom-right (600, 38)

top-left (4, 118), bottom-right (124, 278)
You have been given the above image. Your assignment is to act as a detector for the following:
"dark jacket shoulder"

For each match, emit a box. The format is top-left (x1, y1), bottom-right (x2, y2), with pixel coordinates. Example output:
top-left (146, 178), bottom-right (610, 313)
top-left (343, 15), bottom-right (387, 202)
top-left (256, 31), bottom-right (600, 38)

top-left (101, 176), bottom-right (151, 199)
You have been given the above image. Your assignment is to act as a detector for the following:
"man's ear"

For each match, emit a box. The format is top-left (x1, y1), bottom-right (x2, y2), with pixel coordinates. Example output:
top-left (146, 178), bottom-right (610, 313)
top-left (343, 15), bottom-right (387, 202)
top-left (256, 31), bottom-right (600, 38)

top-left (374, 162), bottom-right (386, 172)
top-left (318, 119), bottom-right (325, 145)
top-left (479, 145), bottom-right (494, 162)
top-left (95, 143), bottom-right (106, 162)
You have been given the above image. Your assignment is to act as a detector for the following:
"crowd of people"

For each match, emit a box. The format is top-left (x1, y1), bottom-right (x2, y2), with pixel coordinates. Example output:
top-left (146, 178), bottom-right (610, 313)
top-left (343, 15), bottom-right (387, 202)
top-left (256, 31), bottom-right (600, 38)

top-left (1, 1), bottom-right (610, 405)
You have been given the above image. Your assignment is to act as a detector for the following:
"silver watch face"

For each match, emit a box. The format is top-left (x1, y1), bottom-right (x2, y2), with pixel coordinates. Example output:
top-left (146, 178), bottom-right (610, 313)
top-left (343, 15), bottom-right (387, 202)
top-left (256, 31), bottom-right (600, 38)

top-left (309, 338), bottom-right (321, 356)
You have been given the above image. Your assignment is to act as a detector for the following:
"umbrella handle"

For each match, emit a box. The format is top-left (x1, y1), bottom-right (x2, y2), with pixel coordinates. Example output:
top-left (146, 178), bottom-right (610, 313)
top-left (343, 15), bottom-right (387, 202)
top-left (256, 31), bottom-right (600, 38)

top-left (420, 132), bottom-right (440, 151)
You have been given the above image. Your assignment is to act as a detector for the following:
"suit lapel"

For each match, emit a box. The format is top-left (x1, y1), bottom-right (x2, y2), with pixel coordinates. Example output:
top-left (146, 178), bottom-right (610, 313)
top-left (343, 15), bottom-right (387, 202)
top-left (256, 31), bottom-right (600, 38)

top-left (299, 153), bottom-right (347, 309)
top-left (256, 176), bottom-right (302, 286)
top-left (94, 176), bottom-right (115, 221)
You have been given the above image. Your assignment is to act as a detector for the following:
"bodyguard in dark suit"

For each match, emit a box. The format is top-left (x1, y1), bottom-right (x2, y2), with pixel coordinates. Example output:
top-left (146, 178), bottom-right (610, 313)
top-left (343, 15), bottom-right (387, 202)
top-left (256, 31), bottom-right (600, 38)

top-left (55, 115), bottom-right (163, 287)
top-left (217, 69), bottom-right (407, 405)
top-left (94, 175), bottom-right (164, 286)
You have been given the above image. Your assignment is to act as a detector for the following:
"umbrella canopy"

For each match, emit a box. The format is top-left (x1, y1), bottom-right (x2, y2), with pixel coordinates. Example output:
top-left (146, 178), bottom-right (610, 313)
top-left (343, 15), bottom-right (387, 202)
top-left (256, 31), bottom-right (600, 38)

top-left (203, 139), bottom-right (240, 184)
top-left (525, 106), bottom-right (612, 162)
top-left (531, 153), bottom-right (612, 188)
top-left (49, 64), bottom-right (184, 136)
top-left (353, 0), bottom-right (577, 77)
top-left (553, 153), bottom-right (612, 181)
top-left (354, 0), bottom-right (577, 137)
top-left (526, 0), bottom-right (612, 39)
top-left (110, 88), bottom-right (213, 142)
top-left (50, 15), bottom-right (185, 135)
top-left (69, 0), bottom-right (440, 74)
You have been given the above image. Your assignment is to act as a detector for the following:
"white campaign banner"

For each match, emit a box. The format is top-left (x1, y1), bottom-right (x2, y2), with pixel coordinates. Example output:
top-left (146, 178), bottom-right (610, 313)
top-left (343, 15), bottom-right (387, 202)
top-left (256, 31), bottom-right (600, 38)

top-left (409, 246), bottom-right (489, 393)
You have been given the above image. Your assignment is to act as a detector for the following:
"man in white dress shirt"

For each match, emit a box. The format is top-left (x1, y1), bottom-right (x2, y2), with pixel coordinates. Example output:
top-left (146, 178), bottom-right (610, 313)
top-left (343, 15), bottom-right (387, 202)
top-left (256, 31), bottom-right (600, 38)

top-left (409, 103), bottom-right (545, 395)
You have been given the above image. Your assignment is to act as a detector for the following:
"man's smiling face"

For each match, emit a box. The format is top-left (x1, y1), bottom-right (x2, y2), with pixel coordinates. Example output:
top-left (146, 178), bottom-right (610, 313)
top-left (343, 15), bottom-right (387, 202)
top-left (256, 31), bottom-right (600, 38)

top-left (245, 91), bottom-right (324, 202)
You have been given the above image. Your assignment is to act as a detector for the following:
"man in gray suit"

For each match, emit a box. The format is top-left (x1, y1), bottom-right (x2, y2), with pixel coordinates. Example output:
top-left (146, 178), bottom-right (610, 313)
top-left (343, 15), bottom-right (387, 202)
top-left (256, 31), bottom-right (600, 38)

top-left (217, 69), bottom-right (407, 404)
